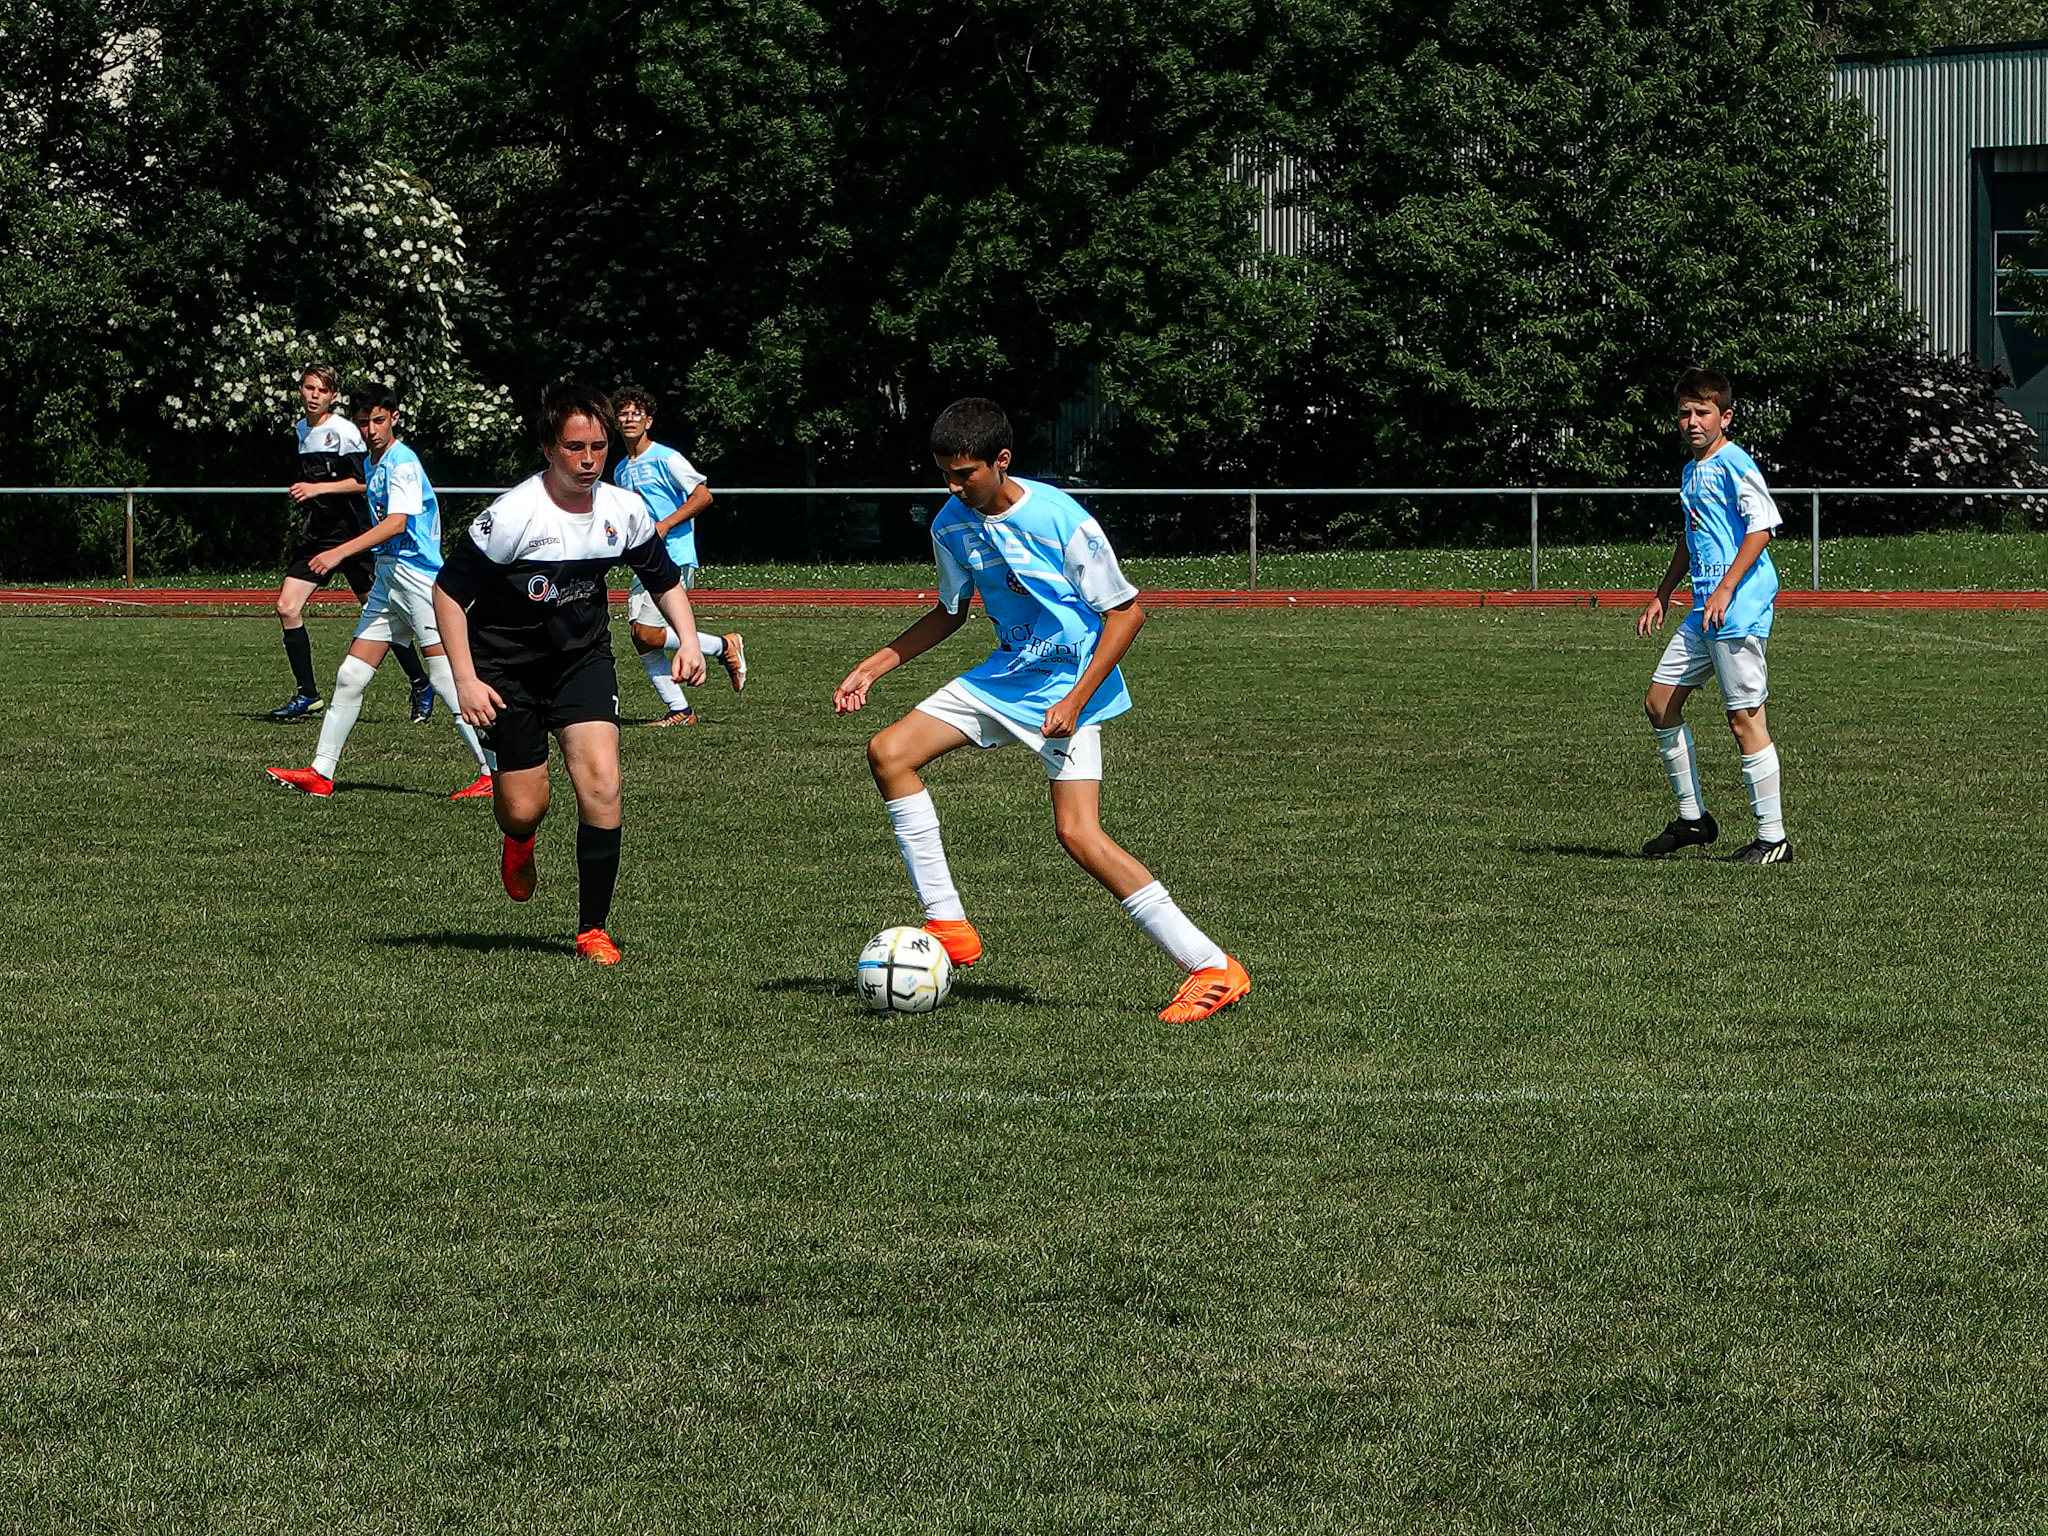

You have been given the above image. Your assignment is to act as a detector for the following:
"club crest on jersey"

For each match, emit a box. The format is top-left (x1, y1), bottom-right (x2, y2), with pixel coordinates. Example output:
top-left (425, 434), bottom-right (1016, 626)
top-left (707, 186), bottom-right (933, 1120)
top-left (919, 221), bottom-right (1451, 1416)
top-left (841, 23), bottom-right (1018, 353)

top-left (604, 520), bottom-right (618, 545)
top-left (1006, 570), bottom-right (1028, 596)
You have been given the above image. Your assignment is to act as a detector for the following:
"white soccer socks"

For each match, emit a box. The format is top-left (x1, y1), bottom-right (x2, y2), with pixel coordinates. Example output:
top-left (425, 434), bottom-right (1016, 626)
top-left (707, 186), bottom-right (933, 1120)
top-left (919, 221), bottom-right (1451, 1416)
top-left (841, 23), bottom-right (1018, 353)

top-left (1654, 724), bottom-right (1705, 820)
top-left (1121, 881), bottom-right (1227, 974)
top-left (1741, 744), bottom-right (1786, 843)
top-left (641, 650), bottom-right (688, 711)
top-left (422, 651), bottom-right (493, 772)
top-left (885, 789), bottom-right (966, 922)
top-left (310, 654), bottom-right (377, 779)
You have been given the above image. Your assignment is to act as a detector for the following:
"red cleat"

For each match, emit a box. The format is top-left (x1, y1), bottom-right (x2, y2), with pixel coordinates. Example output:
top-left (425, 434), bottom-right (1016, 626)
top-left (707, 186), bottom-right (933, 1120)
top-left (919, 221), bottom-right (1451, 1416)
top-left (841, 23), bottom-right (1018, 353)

top-left (450, 772), bottom-right (494, 800)
top-left (922, 918), bottom-right (982, 967)
top-left (1158, 955), bottom-right (1250, 1023)
top-left (575, 928), bottom-right (622, 965)
top-left (501, 834), bottom-right (537, 902)
top-left (266, 766), bottom-right (334, 797)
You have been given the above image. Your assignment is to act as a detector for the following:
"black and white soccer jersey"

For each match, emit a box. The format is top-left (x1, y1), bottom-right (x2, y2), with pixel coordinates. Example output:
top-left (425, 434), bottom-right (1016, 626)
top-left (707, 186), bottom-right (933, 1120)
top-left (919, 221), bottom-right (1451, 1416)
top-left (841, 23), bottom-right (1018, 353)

top-left (294, 414), bottom-right (371, 540)
top-left (436, 474), bottom-right (682, 671)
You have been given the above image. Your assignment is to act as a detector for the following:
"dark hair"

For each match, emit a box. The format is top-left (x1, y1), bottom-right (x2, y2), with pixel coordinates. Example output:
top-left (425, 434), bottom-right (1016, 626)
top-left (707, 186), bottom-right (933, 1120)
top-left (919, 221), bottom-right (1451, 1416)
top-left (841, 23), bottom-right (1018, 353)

top-left (539, 381), bottom-right (618, 446)
top-left (353, 380), bottom-right (401, 418)
top-left (612, 382), bottom-right (657, 418)
top-left (929, 397), bottom-right (1012, 462)
top-left (1674, 368), bottom-right (1734, 411)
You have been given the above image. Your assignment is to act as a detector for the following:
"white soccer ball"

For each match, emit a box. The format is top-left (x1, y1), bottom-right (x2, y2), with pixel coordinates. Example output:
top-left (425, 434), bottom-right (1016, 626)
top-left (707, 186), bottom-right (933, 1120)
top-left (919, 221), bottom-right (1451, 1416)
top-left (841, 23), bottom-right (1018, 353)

top-left (857, 926), bottom-right (953, 1013)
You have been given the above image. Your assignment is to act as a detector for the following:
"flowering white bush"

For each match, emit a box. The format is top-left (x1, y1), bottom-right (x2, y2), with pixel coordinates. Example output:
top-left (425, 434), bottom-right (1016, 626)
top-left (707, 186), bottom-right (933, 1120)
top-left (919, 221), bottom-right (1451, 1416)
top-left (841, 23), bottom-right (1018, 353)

top-left (153, 161), bottom-right (518, 456)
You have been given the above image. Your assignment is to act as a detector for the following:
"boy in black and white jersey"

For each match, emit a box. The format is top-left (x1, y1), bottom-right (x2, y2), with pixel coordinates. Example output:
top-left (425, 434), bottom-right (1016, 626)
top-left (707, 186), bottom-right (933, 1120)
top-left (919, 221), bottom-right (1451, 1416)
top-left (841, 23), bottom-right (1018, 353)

top-left (268, 363), bottom-right (436, 722)
top-left (433, 383), bottom-right (706, 963)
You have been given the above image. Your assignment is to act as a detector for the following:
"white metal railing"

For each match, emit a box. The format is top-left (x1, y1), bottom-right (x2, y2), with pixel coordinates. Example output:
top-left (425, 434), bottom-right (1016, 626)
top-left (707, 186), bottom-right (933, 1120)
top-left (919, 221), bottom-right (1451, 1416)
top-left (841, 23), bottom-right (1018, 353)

top-left (1, 483), bottom-right (2042, 591)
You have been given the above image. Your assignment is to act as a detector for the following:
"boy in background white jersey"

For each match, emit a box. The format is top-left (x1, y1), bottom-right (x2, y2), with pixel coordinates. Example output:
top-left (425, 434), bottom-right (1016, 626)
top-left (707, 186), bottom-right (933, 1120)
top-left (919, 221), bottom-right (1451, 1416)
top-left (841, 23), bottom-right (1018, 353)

top-left (264, 382), bottom-right (495, 799)
top-left (833, 397), bottom-right (1249, 1023)
top-left (1637, 367), bottom-right (1792, 864)
top-left (611, 384), bottom-right (746, 724)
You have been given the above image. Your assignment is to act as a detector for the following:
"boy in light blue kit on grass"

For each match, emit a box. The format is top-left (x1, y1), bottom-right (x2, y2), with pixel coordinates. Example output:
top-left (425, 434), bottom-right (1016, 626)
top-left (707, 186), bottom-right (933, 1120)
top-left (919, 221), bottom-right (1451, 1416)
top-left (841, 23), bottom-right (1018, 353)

top-left (833, 397), bottom-right (1249, 1022)
top-left (1637, 367), bottom-right (1791, 864)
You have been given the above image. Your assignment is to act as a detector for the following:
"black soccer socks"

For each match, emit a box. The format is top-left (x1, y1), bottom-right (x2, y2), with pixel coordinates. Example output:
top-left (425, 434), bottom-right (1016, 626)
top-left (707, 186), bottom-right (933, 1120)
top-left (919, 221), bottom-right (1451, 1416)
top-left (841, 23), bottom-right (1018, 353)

top-left (576, 822), bottom-right (623, 934)
top-left (282, 625), bottom-right (318, 697)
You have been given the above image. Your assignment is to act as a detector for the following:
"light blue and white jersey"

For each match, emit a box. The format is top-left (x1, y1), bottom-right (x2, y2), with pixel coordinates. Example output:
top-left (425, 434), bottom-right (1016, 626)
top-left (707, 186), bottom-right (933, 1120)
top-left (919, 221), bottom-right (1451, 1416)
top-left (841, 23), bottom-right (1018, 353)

top-left (366, 440), bottom-right (442, 575)
top-left (933, 478), bottom-right (1140, 728)
top-left (614, 442), bottom-right (708, 568)
top-left (1680, 442), bottom-right (1781, 637)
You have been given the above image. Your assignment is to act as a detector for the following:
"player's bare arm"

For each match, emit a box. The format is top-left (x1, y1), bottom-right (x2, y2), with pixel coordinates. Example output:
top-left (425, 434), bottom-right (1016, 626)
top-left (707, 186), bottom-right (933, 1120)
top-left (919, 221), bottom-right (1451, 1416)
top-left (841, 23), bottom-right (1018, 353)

top-left (430, 585), bottom-right (505, 727)
top-left (288, 474), bottom-right (368, 504)
top-left (308, 513), bottom-right (407, 577)
top-left (1703, 529), bottom-right (1773, 632)
top-left (652, 584), bottom-right (708, 687)
top-left (655, 483), bottom-right (713, 538)
top-left (834, 605), bottom-right (970, 714)
top-left (1044, 599), bottom-right (1144, 738)
top-left (1638, 538), bottom-right (1691, 637)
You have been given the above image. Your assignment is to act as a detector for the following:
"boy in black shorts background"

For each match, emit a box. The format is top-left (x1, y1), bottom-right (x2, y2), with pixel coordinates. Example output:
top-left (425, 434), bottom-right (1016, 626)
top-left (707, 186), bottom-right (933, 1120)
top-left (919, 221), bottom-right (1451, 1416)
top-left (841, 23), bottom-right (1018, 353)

top-left (432, 383), bottom-right (707, 963)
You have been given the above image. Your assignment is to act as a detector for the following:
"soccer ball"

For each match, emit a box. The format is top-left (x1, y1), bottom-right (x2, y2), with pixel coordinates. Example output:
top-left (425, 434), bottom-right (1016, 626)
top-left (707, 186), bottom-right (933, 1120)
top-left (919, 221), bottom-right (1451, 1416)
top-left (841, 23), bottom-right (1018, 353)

top-left (857, 926), bottom-right (953, 1013)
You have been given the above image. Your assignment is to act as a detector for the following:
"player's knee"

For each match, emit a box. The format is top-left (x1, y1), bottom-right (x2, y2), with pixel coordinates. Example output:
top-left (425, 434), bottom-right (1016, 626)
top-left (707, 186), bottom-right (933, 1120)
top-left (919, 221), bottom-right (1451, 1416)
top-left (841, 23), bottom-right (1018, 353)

top-left (276, 596), bottom-right (302, 623)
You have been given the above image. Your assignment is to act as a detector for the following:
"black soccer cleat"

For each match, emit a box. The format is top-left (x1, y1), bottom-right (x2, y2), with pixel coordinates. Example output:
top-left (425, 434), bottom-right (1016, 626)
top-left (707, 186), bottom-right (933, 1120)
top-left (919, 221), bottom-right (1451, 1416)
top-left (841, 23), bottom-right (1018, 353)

top-left (1724, 838), bottom-right (1793, 865)
top-left (1642, 812), bottom-right (1718, 858)
top-left (267, 691), bottom-right (324, 722)
top-left (409, 677), bottom-right (436, 724)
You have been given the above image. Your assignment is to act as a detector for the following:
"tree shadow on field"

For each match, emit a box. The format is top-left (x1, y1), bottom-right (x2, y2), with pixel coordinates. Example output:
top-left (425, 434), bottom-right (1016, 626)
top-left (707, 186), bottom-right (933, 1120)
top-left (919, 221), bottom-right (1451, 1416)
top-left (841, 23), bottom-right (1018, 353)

top-left (376, 931), bottom-right (574, 955)
top-left (757, 976), bottom-right (1041, 1005)
top-left (1519, 843), bottom-right (1642, 861)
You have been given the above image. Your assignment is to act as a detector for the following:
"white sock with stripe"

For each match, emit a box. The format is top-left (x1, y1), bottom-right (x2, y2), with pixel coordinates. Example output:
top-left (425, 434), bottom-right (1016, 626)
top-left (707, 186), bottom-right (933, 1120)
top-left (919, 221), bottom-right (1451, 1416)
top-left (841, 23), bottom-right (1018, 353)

top-left (1741, 744), bottom-right (1785, 842)
top-left (311, 655), bottom-right (376, 780)
top-left (1655, 724), bottom-right (1705, 820)
top-left (1121, 881), bottom-right (1226, 974)
top-left (885, 790), bottom-right (965, 922)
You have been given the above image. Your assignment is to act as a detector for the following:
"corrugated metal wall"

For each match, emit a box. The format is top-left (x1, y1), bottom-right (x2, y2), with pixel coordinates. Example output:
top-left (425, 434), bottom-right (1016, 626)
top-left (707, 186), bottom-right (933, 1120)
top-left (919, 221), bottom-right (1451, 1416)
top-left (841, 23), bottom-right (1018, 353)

top-left (1833, 46), bottom-right (2048, 352)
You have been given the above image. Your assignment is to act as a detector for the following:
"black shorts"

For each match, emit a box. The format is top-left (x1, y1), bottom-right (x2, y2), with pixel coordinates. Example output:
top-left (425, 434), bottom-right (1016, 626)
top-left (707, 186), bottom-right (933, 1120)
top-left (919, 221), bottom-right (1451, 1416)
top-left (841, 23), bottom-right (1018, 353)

top-left (285, 533), bottom-right (376, 599)
top-left (479, 647), bottom-right (621, 773)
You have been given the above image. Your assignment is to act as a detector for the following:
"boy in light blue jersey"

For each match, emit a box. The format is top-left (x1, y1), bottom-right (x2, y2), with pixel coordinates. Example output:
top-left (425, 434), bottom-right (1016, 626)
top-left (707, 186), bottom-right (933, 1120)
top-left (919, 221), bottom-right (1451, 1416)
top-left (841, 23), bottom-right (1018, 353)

top-left (264, 382), bottom-right (496, 800)
top-left (834, 398), bottom-right (1249, 1023)
top-left (611, 384), bottom-right (746, 724)
top-left (1637, 368), bottom-right (1791, 864)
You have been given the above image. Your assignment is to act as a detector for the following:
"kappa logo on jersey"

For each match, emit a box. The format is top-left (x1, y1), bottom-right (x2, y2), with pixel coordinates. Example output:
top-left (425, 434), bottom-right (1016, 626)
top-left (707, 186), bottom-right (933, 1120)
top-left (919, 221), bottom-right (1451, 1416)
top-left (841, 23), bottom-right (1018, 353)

top-left (519, 535), bottom-right (562, 556)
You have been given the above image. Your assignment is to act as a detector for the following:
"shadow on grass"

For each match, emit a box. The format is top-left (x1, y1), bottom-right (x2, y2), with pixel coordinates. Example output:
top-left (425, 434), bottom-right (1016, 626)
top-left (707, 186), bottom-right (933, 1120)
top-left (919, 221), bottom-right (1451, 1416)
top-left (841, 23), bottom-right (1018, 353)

top-left (376, 931), bottom-right (574, 955)
top-left (1524, 843), bottom-right (1643, 861)
top-left (331, 781), bottom-right (443, 798)
top-left (757, 975), bottom-right (1042, 1005)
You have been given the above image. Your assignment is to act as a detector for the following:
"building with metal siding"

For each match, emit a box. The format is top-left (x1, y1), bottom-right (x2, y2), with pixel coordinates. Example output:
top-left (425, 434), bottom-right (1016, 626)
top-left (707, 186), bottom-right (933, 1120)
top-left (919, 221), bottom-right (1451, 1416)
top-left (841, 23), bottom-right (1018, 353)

top-left (1832, 40), bottom-right (2048, 442)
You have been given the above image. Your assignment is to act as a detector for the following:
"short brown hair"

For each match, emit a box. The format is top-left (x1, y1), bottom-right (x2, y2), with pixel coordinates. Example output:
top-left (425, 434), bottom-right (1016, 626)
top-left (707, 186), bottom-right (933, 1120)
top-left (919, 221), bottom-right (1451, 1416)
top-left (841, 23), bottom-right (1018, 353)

top-left (301, 363), bottom-right (340, 391)
top-left (539, 381), bottom-right (618, 446)
top-left (1674, 367), bottom-right (1733, 411)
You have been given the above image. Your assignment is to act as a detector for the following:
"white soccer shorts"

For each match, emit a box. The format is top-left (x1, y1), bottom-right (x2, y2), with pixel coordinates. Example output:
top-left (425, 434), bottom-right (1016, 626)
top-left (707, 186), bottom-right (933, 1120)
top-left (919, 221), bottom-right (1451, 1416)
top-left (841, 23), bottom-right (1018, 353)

top-left (1651, 625), bottom-right (1770, 710)
top-left (353, 562), bottom-right (441, 648)
top-left (914, 678), bottom-right (1104, 782)
top-left (626, 565), bottom-right (697, 630)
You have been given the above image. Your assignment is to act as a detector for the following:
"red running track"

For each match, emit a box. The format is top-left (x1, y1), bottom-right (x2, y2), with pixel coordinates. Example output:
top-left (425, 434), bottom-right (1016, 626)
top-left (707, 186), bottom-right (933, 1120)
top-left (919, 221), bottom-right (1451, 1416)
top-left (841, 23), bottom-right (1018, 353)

top-left (3, 587), bottom-right (2047, 610)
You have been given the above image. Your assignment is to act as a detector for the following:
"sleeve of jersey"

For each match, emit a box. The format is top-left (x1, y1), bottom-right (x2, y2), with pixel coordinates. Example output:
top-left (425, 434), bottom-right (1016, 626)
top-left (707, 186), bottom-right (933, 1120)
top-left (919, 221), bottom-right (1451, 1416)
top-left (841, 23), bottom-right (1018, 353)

top-left (623, 532), bottom-right (683, 594)
top-left (1063, 518), bottom-right (1140, 612)
top-left (1735, 467), bottom-right (1782, 534)
top-left (386, 462), bottom-right (424, 521)
top-left (435, 534), bottom-right (495, 605)
top-left (667, 451), bottom-right (708, 497)
top-left (340, 451), bottom-right (368, 485)
top-left (934, 528), bottom-right (975, 614)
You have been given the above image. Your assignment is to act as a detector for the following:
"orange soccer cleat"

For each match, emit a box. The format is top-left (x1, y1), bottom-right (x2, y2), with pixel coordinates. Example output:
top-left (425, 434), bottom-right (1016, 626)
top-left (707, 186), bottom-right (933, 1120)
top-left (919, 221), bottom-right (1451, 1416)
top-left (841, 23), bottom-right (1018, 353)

top-left (922, 918), bottom-right (982, 968)
top-left (1158, 955), bottom-right (1251, 1023)
top-left (574, 928), bottom-right (622, 965)
top-left (720, 632), bottom-right (748, 692)
top-left (265, 766), bottom-right (334, 797)
top-left (501, 834), bottom-right (537, 902)
top-left (652, 706), bottom-right (696, 727)
top-left (449, 772), bottom-right (494, 800)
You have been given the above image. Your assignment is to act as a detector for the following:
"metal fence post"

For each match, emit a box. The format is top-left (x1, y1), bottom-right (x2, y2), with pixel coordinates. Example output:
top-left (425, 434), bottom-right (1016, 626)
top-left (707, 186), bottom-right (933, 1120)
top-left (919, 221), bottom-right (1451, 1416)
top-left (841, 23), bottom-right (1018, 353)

top-left (124, 489), bottom-right (135, 588)
top-left (1529, 489), bottom-right (1540, 590)
top-left (1248, 492), bottom-right (1259, 591)
top-left (1810, 490), bottom-right (1820, 591)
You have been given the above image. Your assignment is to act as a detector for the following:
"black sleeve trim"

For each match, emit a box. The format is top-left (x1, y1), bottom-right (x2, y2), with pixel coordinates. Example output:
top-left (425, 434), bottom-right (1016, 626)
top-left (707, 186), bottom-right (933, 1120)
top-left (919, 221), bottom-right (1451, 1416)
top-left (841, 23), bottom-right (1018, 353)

top-left (436, 535), bottom-right (493, 605)
top-left (341, 451), bottom-right (368, 484)
top-left (623, 536), bottom-right (682, 594)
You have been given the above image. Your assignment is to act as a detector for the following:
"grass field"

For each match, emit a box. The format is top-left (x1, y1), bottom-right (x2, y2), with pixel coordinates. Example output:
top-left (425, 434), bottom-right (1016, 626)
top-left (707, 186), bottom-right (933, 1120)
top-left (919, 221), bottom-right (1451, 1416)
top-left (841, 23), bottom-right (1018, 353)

top-left (5, 605), bottom-right (2047, 1532)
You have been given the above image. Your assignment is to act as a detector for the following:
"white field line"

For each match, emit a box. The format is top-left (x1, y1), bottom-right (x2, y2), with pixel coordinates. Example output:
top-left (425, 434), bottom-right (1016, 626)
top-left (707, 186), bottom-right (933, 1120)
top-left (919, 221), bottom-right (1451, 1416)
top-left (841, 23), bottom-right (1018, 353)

top-left (1826, 614), bottom-right (2025, 653)
top-left (6, 1085), bottom-right (2048, 1111)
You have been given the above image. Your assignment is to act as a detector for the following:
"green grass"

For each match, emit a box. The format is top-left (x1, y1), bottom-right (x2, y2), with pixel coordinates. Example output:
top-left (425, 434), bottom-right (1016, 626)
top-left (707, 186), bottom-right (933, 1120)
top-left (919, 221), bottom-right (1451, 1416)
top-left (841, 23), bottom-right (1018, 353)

top-left (20, 527), bottom-right (2048, 594)
top-left (3, 607), bottom-right (2047, 1532)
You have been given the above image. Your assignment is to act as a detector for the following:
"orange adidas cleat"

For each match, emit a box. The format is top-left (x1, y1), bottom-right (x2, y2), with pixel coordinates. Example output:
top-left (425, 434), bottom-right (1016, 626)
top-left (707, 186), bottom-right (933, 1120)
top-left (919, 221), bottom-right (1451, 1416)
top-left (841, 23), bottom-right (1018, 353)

top-left (1158, 955), bottom-right (1250, 1023)
top-left (922, 918), bottom-right (982, 967)
top-left (501, 834), bottom-right (537, 902)
top-left (450, 772), bottom-right (494, 800)
top-left (266, 766), bottom-right (334, 797)
top-left (574, 928), bottom-right (622, 965)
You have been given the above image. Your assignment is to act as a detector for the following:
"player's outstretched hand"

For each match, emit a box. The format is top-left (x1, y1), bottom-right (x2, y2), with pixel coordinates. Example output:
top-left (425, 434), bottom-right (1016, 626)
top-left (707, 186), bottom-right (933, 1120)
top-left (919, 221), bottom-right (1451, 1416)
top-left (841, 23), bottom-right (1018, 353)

top-left (455, 677), bottom-right (505, 728)
top-left (287, 481), bottom-right (314, 503)
top-left (1637, 596), bottom-right (1666, 638)
top-left (671, 647), bottom-right (707, 689)
top-left (833, 670), bottom-right (873, 715)
top-left (307, 548), bottom-right (336, 577)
